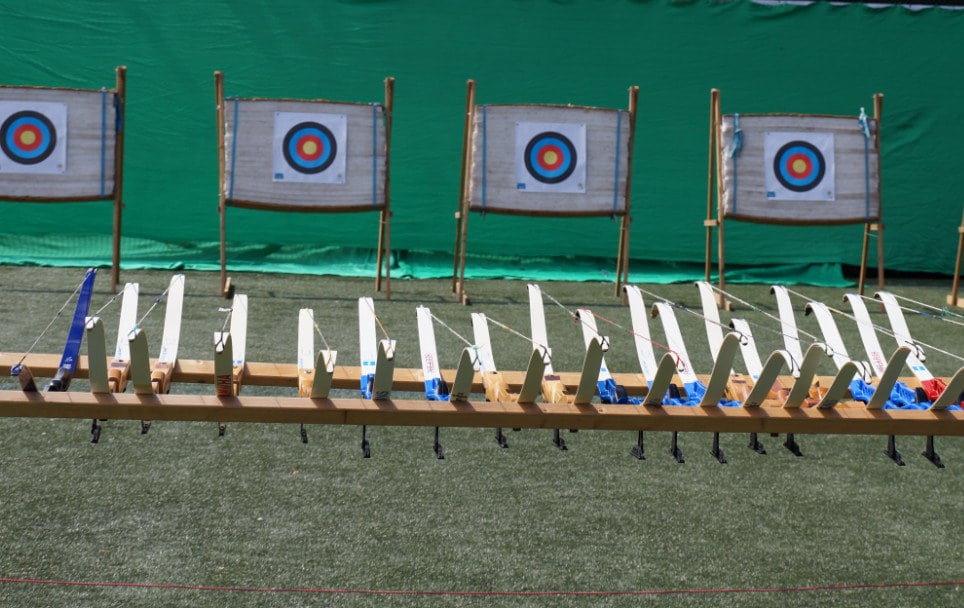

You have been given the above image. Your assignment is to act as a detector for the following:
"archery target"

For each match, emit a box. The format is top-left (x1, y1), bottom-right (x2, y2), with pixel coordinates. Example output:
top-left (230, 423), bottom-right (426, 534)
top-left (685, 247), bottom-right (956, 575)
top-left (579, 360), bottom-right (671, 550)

top-left (515, 121), bottom-right (585, 193)
top-left (0, 101), bottom-right (67, 174)
top-left (273, 112), bottom-right (346, 183)
top-left (764, 131), bottom-right (834, 201)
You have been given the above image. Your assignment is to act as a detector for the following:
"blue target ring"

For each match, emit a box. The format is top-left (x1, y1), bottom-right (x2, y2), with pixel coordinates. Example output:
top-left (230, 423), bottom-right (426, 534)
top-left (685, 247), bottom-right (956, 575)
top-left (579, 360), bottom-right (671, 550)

top-left (524, 131), bottom-right (577, 184)
top-left (282, 121), bottom-right (336, 174)
top-left (773, 140), bottom-right (825, 192)
top-left (1, 110), bottom-right (57, 165)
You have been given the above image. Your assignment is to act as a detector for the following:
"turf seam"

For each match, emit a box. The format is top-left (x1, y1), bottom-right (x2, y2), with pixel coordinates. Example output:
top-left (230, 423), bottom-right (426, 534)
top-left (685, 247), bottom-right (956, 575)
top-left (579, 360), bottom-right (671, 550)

top-left (0, 576), bottom-right (960, 597)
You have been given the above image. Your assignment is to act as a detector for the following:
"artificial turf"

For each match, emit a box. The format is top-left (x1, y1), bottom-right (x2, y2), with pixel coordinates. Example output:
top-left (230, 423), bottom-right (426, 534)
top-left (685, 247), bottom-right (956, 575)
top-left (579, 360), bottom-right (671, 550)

top-left (0, 267), bottom-right (960, 608)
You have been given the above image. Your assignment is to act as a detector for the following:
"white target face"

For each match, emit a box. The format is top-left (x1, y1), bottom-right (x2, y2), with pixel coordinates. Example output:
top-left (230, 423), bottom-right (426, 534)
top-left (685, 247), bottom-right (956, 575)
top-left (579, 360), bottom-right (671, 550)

top-left (273, 112), bottom-right (347, 184)
top-left (0, 101), bottom-right (67, 174)
top-left (514, 121), bottom-right (586, 193)
top-left (764, 131), bottom-right (835, 201)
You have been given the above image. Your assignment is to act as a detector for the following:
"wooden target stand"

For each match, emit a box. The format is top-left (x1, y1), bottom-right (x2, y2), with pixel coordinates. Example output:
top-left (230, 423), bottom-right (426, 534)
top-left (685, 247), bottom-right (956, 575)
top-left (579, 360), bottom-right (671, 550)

top-left (705, 89), bottom-right (885, 310)
top-left (948, 208), bottom-right (964, 308)
top-left (452, 80), bottom-right (638, 305)
top-left (0, 66), bottom-right (126, 293)
top-left (215, 72), bottom-right (394, 299)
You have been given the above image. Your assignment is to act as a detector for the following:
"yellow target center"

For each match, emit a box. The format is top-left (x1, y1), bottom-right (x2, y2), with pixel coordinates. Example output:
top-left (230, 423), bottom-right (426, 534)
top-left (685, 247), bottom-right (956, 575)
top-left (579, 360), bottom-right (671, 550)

top-left (19, 131), bottom-right (36, 146)
top-left (791, 159), bottom-right (808, 174)
top-left (301, 141), bottom-right (318, 156)
top-left (543, 150), bottom-right (558, 165)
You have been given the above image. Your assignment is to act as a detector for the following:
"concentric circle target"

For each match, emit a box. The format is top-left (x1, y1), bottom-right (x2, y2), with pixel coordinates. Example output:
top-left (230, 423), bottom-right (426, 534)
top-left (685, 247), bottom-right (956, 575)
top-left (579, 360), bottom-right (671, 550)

top-left (282, 121), bottom-right (337, 174)
top-left (1, 110), bottom-right (58, 165)
top-left (524, 131), bottom-right (577, 184)
top-left (772, 140), bottom-right (825, 192)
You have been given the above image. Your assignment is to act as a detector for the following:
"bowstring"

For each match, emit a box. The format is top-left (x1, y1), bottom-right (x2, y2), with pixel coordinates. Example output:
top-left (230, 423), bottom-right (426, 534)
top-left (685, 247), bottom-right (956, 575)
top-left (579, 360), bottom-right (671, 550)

top-left (128, 284), bottom-right (171, 338)
top-left (707, 284), bottom-right (823, 345)
top-left (483, 314), bottom-right (552, 365)
top-left (16, 273), bottom-right (89, 369)
top-left (875, 293), bottom-right (964, 327)
top-left (363, 297), bottom-right (391, 341)
top-left (632, 286), bottom-right (750, 347)
top-left (540, 287), bottom-right (686, 371)
top-left (425, 309), bottom-right (484, 371)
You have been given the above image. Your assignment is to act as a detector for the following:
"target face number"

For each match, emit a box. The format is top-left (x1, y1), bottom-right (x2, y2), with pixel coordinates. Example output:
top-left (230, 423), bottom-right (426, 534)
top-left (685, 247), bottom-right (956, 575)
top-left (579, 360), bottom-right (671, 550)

top-left (764, 131), bottom-right (834, 201)
top-left (0, 101), bottom-right (67, 174)
top-left (273, 112), bottom-right (346, 184)
top-left (515, 121), bottom-right (585, 193)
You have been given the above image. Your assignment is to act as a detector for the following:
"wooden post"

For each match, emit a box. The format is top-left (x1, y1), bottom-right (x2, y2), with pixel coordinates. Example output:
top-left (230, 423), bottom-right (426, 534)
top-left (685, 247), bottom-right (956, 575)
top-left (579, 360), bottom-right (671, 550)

top-left (874, 93), bottom-right (885, 293)
top-left (454, 80), bottom-right (476, 305)
top-left (375, 76), bottom-right (394, 300)
top-left (614, 85), bottom-right (638, 297)
top-left (858, 93), bottom-right (885, 296)
top-left (705, 88), bottom-right (718, 286)
top-left (215, 71), bottom-right (231, 297)
top-left (711, 90), bottom-right (729, 310)
top-left (948, 207), bottom-right (964, 307)
top-left (111, 66), bottom-right (127, 294)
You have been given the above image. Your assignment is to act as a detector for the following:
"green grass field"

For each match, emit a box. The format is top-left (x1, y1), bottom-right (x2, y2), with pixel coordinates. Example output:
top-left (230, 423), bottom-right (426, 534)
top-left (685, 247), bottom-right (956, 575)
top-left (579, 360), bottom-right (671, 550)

top-left (0, 267), bottom-right (961, 607)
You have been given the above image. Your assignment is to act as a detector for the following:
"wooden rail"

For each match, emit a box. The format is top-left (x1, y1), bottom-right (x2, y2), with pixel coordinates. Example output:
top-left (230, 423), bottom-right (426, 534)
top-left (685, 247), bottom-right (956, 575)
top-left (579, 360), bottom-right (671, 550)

top-left (1, 390), bottom-right (961, 437)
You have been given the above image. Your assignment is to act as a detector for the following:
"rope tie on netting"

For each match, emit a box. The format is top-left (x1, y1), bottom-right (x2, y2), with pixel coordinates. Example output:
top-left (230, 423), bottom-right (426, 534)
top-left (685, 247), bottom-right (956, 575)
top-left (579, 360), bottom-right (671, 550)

top-left (858, 107), bottom-right (871, 221)
top-left (729, 113), bottom-right (743, 214)
top-left (14, 273), bottom-right (90, 372)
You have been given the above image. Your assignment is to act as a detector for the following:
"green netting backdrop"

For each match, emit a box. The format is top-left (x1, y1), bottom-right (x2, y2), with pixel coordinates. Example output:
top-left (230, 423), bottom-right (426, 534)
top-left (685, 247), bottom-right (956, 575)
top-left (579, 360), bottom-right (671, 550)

top-left (1, 1), bottom-right (961, 285)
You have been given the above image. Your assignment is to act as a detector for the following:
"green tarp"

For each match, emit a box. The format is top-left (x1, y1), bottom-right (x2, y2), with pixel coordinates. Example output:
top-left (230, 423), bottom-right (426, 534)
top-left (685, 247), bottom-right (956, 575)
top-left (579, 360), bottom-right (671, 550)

top-left (1, 1), bottom-right (960, 284)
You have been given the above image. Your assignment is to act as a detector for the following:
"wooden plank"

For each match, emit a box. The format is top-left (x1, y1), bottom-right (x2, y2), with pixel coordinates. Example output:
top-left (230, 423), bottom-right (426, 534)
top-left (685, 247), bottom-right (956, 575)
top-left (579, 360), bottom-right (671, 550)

top-left (1, 351), bottom-right (954, 406)
top-left (0, 390), bottom-right (960, 437)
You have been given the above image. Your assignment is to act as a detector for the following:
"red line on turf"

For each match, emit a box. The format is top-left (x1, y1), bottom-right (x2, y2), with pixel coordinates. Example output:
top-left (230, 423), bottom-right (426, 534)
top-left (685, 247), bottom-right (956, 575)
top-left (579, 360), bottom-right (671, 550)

top-left (0, 577), bottom-right (961, 597)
